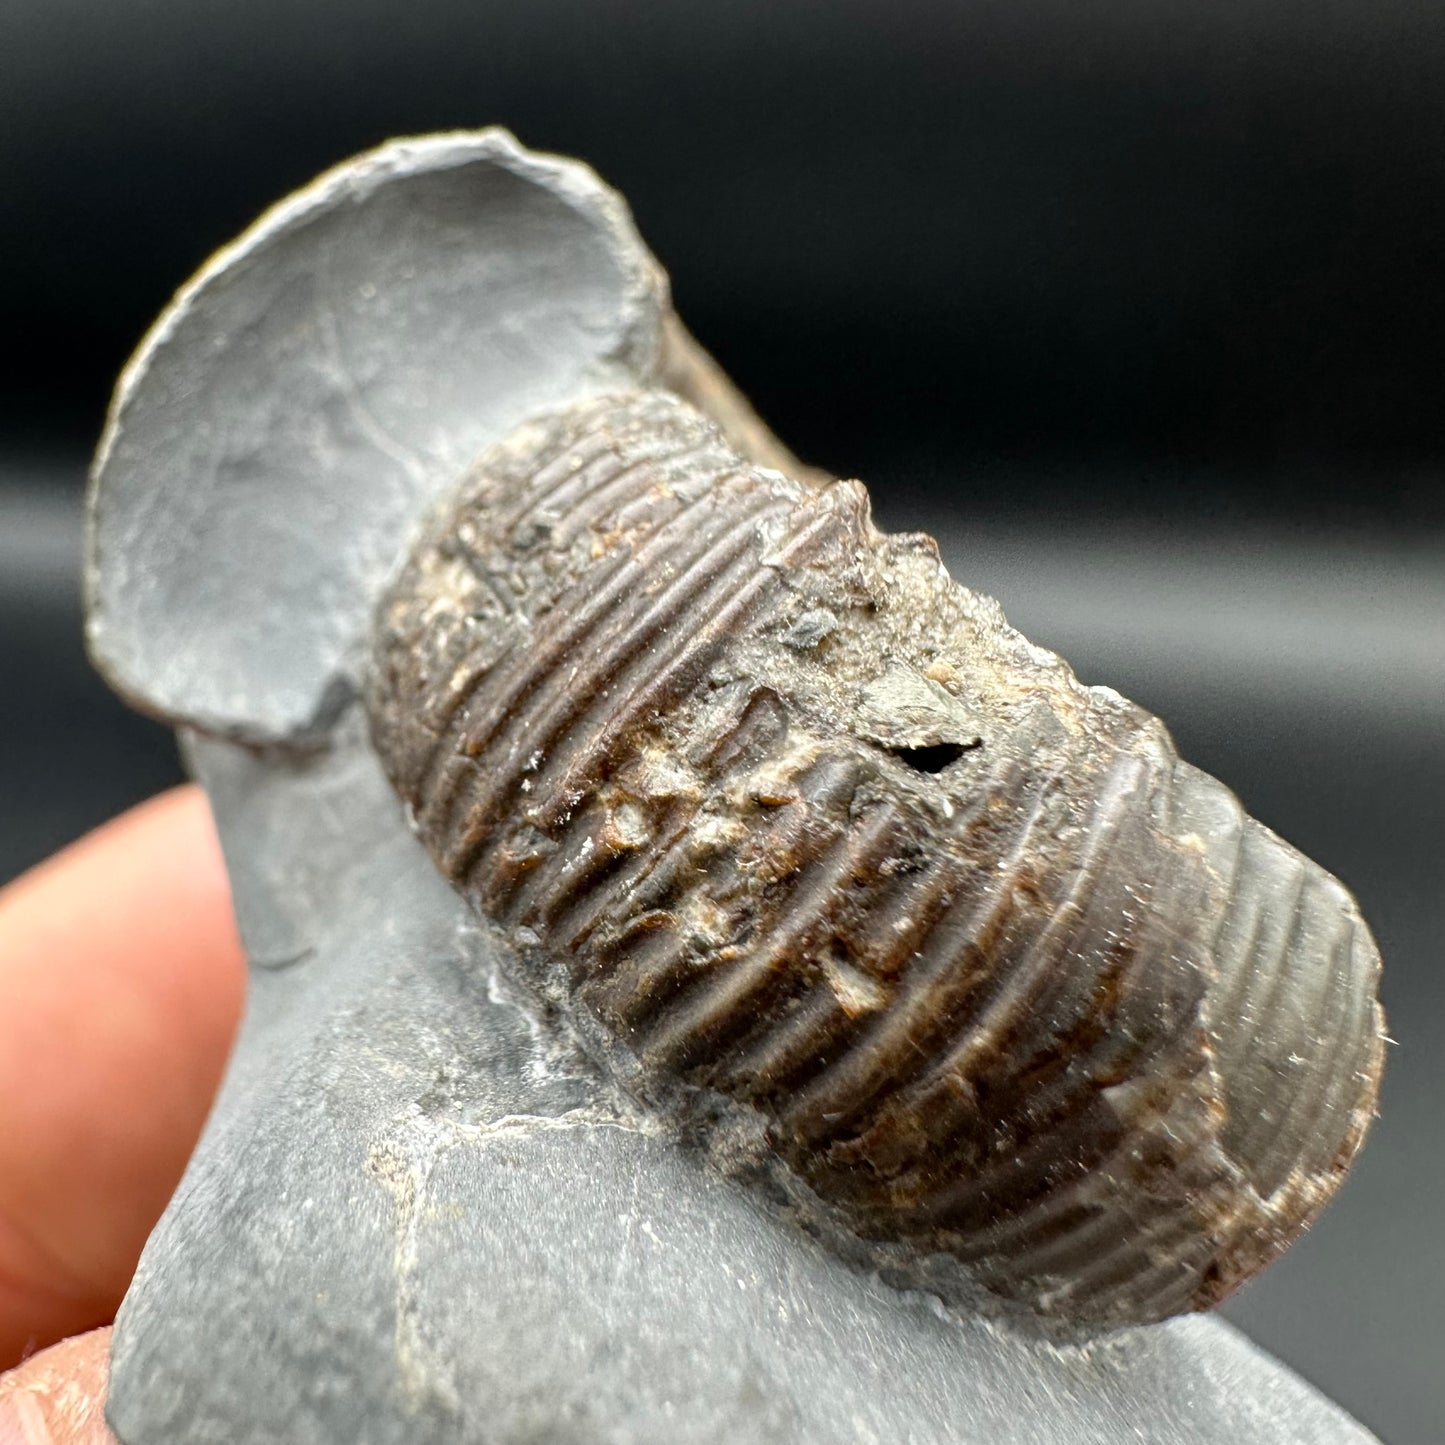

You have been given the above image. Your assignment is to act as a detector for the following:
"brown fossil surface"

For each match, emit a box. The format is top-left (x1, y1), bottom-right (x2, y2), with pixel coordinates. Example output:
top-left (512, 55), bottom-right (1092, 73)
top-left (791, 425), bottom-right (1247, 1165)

top-left (367, 390), bottom-right (1384, 1330)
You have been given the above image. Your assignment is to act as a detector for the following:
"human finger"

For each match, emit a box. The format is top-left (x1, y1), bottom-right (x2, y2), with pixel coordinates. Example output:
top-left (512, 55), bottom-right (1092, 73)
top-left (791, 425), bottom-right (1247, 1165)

top-left (0, 1327), bottom-right (115, 1445)
top-left (0, 788), bottom-right (245, 1367)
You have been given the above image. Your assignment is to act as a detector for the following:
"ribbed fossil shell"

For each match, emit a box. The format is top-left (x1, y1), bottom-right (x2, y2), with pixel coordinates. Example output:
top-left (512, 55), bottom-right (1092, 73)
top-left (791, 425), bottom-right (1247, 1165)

top-left (367, 390), bottom-right (1384, 1330)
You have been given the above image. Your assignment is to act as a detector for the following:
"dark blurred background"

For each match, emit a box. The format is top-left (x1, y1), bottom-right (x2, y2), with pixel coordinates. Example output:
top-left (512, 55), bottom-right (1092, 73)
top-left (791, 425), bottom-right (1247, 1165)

top-left (2, 2), bottom-right (1441, 1440)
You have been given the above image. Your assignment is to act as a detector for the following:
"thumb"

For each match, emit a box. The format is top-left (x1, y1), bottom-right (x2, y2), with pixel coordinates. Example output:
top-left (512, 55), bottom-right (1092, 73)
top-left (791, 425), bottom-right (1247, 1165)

top-left (0, 1328), bottom-right (115, 1444)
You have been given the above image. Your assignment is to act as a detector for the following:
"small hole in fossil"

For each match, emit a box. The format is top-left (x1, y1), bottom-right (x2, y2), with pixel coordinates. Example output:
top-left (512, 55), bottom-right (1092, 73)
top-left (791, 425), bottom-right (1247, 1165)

top-left (888, 741), bottom-right (974, 774)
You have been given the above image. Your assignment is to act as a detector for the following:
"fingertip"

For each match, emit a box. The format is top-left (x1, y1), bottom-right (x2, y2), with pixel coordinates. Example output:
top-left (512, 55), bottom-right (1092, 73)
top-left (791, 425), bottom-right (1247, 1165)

top-left (0, 1327), bottom-right (115, 1444)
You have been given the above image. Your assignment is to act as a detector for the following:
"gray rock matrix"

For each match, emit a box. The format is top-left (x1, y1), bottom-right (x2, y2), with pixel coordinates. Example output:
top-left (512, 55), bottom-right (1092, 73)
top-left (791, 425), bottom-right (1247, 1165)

top-left (86, 131), bottom-right (1378, 1444)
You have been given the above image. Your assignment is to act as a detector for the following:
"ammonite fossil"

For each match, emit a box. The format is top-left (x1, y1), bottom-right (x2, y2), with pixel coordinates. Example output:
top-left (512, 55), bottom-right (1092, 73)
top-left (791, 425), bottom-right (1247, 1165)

top-left (367, 388), bottom-right (1384, 1331)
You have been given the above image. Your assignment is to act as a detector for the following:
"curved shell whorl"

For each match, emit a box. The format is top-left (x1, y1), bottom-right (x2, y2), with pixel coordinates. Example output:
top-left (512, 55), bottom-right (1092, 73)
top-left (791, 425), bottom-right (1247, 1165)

top-left (367, 390), bottom-right (1384, 1330)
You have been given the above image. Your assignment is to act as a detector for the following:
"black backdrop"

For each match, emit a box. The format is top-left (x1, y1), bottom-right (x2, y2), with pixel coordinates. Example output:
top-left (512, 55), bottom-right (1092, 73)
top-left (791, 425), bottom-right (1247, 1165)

top-left (3, 4), bottom-right (1441, 1441)
top-left (7, 0), bottom-right (1445, 503)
